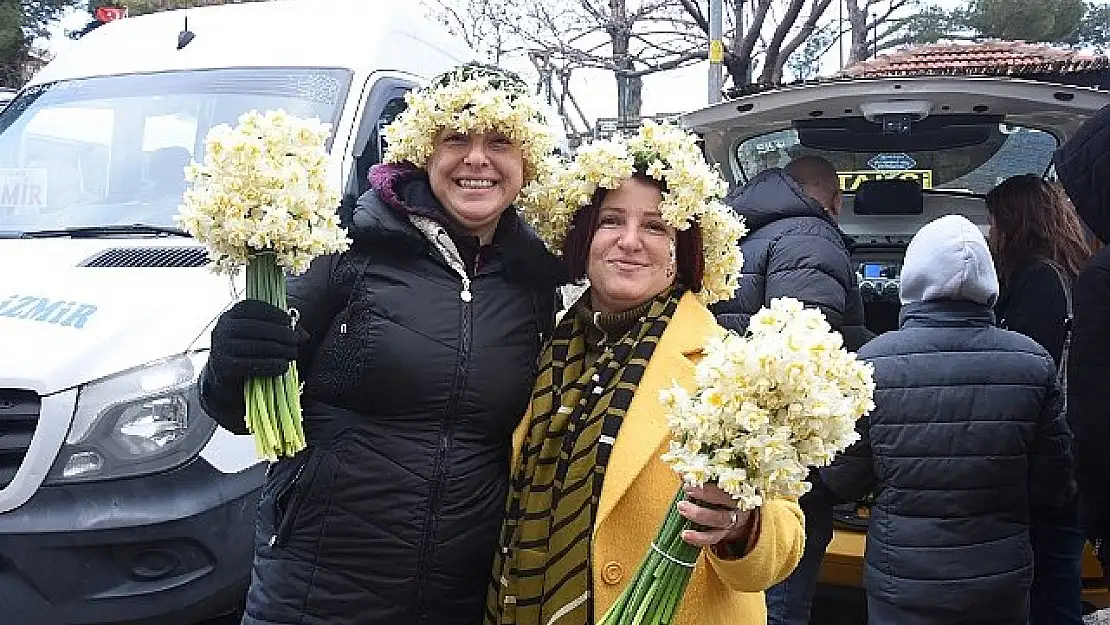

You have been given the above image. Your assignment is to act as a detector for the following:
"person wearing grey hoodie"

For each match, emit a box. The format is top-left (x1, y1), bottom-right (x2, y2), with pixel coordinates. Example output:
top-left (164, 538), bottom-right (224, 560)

top-left (817, 215), bottom-right (1074, 625)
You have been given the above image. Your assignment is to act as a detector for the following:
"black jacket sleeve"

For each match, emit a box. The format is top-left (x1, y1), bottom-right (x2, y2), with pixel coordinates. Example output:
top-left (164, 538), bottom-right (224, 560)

top-left (1029, 376), bottom-right (1076, 510)
top-left (765, 232), bottom-right (851, 328)
top-left (1071, 258), bottom-right (1110, 536)
top-left (818, 409), bottom-right (877, 505)
top-left (197, 253), bottom-right (344, 433)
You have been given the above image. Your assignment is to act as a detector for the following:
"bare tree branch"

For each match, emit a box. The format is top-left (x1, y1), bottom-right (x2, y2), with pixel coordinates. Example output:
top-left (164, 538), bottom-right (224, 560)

top-left (776, 0), bottom-right (836, 78)
top-left (678, 0), bottom-right (709, 31)
top-left (758, 0), bottom-right (806, 83)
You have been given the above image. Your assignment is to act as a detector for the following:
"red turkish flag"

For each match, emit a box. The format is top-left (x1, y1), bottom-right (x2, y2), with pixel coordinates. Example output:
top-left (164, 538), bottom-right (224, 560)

top-left (95, 6), bottom-right (127, 23)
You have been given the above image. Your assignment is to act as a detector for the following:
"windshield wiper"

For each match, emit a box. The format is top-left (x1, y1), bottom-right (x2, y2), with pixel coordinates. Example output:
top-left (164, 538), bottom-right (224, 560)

top-left (20, 224), bottom-right (192, 239)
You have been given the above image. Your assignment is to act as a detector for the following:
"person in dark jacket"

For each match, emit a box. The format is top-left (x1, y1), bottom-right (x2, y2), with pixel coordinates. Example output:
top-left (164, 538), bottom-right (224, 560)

top-left (819, 214), bottom-right (1074, 625)
top-left (712, 156), bottom-right (872, 350)
top-left (712, 156), bottom-right (873, 625)
top-left (1053, 102), bottom-right (1110, 585)
top-left (987, 174), bottom-right (1092, 625)
top-left (196, 63), bottom-right (565, 625)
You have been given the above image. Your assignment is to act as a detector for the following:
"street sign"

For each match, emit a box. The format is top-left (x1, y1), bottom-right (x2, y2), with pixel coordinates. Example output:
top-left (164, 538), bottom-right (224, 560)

top-left (593, 113), bottom-right (684, 139)
top-left (95, 6), bottom-right (127, 23)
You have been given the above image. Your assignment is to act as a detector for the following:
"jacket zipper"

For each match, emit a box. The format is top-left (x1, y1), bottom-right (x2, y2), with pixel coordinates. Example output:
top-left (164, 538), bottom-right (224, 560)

top-left (269, 453), bottom-right (314, 548)
top-left (409, 217), bottom-right (475, 621)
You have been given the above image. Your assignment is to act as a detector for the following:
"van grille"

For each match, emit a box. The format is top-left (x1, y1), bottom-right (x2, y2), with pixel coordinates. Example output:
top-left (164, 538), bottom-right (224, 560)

top-left (0, 390), bottom-right (40, 489)
top-left (80, 247), bottom-right (209, 268)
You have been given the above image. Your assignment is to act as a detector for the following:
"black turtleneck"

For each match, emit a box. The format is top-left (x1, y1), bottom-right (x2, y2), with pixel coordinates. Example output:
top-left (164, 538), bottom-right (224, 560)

top-left (574, 296), bottom-right (653, 368)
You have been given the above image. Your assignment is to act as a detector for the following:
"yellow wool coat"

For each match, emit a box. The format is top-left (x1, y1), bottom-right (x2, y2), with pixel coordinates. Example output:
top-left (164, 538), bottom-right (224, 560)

top-left (514, 292), bottom-right (806, 625)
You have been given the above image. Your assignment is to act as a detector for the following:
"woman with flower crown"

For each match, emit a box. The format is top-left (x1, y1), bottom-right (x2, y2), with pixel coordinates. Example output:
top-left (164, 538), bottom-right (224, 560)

top-left (195, 63), bottom-right (566, 625)
top-left (485, 122), bottom-right (805, 625)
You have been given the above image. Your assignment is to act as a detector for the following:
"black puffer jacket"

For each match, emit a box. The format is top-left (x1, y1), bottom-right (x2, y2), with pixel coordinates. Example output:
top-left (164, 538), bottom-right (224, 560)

top-left (820, 301), bottom-right (1073, 620)
top-left (711, 168), bottom-right (872, 350)
top-left (199, 165), bottom-right (562, 625)
top-left (1054, 103), bottom-right (1110, 540)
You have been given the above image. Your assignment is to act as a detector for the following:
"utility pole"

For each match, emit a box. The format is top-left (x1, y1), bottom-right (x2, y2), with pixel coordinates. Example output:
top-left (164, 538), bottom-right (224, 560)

top-left (708, 0), bottom-right (724, 104)
top-left (838, 0), bottom-right (844, 70)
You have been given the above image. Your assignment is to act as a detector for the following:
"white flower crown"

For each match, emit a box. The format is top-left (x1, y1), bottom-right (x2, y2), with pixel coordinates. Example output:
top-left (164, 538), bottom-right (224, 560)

top-left (381, 64), bottom-right (557, 197)
top-left (520, 121), bottom-right (747, 305)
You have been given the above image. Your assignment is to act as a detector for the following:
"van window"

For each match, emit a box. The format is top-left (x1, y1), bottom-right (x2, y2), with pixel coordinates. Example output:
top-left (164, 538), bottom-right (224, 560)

top-left (351, 89), bottom-right (410, 197)
top-left (0, 68), bottom-right (351, 234)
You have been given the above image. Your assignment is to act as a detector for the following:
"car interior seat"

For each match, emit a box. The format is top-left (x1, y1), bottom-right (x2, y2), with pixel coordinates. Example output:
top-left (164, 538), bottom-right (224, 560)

top-left (852, 179), bottom-right (924, 335)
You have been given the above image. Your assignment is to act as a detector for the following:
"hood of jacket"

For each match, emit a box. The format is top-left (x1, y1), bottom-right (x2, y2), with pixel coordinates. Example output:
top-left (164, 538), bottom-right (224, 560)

top-left (724, 168), bottom-right (833, 233)
top-left (1054, 103), bottom-right (1110, 242)
top-left (900, 214), bottom-right (999, 307)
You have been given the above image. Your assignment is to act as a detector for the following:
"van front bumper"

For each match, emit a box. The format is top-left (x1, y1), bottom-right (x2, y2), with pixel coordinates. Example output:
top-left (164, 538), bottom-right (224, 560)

top-left (0, 457), bottom-right (264, 625)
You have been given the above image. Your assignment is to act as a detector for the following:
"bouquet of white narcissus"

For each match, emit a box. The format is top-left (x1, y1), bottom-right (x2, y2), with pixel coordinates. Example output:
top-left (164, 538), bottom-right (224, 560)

top-left (600, 297), bottom-right (875, 625)
top-left (176, 109), bottom-right (350, 461)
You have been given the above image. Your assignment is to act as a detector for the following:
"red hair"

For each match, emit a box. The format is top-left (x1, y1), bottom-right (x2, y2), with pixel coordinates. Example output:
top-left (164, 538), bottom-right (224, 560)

top-left (561, 174), bottom-right (705, 292)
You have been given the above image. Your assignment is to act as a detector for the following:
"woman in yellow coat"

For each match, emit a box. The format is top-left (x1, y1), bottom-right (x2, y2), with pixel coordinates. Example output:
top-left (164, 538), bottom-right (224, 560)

top-left (485, 123), bottom-right (805, 625)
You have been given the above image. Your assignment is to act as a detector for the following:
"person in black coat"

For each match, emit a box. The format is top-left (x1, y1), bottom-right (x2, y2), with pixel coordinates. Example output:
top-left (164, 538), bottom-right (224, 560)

top-left (195, 64), bottom-right (565, 625)
top-left (987, 174), bottom-right (1092, 625)
top-left (712, 156), bottom-right (872, 350)
top-left (712, 156), bottom-right (873, 625)
top-left (819, 214), bottom-right (1074, 625)
top-left (1054, 102), bottom-right (1110, 585)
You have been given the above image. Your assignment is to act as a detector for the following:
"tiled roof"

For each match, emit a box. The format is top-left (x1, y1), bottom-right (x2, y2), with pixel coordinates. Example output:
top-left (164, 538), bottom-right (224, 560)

top-left (840, 41), bottom-right (1110, 78)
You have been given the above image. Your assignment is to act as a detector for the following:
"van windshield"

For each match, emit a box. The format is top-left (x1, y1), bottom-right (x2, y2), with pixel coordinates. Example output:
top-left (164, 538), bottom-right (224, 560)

top-left (0, 68), bottom-right (351, 235)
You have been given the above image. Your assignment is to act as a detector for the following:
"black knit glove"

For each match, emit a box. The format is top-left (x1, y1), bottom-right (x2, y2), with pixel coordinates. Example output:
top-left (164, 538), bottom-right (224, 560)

top-left (208, 299), bottom-right (300, 382)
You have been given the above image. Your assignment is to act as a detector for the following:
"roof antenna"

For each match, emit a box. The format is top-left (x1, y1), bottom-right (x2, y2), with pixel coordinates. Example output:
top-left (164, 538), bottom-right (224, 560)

top-left (177, 15), bottom-right (195, 50)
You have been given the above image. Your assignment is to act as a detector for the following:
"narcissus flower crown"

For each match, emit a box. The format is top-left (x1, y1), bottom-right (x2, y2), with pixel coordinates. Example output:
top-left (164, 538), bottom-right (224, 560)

top-left (521, 121), bottom-right (748, 305)
top-left (381, 63), bottom-right (557, 198)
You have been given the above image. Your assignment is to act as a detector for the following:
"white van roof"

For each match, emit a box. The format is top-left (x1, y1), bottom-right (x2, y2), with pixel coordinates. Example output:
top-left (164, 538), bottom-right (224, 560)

top-left (29, 0), bottom-right (476, 86)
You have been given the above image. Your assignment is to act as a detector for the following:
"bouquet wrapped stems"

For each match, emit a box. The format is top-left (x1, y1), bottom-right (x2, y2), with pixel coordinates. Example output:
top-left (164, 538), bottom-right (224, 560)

top-left (243, 253), bottom-right (305, 460)
top-left (598, 488), bottom-right (701, 625)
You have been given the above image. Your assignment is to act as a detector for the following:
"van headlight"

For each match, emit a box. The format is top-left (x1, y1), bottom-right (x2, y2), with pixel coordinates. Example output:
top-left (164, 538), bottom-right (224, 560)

top-left (45, 352), bottom-right (217, 484)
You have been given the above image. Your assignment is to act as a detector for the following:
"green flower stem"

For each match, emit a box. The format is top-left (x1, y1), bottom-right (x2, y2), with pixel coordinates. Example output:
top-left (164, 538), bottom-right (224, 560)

top-left (242, 253), bottom-right (306, 460)
top-left (599, 487), bottom-right (701, 625)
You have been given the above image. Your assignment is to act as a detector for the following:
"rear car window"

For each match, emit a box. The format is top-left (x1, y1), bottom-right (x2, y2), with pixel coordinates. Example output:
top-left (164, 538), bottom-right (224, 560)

top-left (734, 120), bottom-right (1058, 196)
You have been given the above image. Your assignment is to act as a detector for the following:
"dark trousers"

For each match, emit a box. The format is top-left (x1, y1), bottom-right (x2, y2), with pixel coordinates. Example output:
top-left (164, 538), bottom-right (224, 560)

top-left (867, 596), bottom-right (1028, 625)
top-left (1029, 514), bottom-right (1085, 625)
top-left (765, 494), bottom-right (833, 625)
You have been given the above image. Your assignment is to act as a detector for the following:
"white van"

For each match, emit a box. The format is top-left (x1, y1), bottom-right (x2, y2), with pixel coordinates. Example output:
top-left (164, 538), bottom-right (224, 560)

top-left (0, 2), bottom-right (474, 623)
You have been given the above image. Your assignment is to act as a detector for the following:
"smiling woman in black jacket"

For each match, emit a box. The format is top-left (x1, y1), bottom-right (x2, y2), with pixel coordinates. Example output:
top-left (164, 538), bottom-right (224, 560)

top-left (987, 174), bottom-right (1093, 625)
top-left (195, 64), bottom-right (565, 625)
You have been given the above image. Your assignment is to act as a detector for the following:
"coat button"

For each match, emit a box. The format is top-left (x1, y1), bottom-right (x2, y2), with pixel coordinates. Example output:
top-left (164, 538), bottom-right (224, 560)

top-left (601, 561), bottom-right (623, 585)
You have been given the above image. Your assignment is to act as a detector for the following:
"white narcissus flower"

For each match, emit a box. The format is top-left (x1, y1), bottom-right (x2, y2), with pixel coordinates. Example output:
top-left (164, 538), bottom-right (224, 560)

top-left (176, 109), bottom-right (350, 276)
top-left (659, 297), bottom-right (875, 511)
top-left (518, 121), bottom-right (747, 306)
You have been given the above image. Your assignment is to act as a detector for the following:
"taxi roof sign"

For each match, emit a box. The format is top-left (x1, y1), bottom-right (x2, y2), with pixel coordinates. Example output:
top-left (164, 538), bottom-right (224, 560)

top-left (839, 169), bottom-right (933, 191)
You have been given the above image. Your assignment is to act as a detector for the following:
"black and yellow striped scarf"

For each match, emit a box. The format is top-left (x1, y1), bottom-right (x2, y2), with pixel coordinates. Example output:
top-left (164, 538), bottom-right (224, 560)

top-left (485, 287), bottom-right (682, 625)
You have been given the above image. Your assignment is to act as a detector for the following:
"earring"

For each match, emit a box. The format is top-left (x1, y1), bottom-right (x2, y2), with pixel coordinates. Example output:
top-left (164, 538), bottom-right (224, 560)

top-left (666, 240), bottom-right (677, 278)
